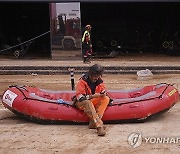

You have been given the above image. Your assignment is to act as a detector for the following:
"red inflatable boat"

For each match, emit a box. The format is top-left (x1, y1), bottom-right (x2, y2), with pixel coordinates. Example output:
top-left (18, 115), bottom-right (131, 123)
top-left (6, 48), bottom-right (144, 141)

top-left (1, 83), bottom-right (179, 123)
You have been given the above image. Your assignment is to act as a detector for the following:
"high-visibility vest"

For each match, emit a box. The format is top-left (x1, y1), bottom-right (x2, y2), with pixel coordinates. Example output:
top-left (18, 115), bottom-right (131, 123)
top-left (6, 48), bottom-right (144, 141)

top-left (82, 30), bottom-right (90, 43)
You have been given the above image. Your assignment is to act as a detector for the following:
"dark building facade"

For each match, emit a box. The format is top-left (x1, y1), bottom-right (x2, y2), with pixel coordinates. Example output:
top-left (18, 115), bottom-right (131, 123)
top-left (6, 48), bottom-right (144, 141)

top-left (0, 0), bottom-right (180, 59)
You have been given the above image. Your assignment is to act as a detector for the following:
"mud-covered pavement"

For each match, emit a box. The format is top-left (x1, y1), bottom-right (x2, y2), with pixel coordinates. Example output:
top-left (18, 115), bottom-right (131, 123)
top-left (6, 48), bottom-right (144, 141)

top-left (0, 74), bottom-right (180, 154)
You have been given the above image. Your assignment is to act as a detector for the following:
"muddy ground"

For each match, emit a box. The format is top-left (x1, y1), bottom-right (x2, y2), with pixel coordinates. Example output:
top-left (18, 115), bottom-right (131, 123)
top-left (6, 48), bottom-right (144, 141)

top-left (0, 74), bottom-right (180, 154)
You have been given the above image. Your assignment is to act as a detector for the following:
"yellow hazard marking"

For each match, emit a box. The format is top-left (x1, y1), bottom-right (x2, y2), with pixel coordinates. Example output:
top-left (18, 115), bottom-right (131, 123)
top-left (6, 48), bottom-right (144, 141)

top-left (168, 89), bottom-right (177, 96)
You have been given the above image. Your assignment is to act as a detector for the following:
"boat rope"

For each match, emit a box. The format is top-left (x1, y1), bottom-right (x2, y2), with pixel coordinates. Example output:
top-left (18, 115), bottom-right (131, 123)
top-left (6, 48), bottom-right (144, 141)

top-left (26, 97), bottom-right (71, 106)
top-left (11, 85), bottom-right (71, 106)
top-left (111, 84), bottom-right (171, 106)
top-left (10, 83), bottom-right (172, 107)
top-left (10, 85), bottom-right (29, 100)
top-left (0, 30), bottom-right (50, 53)
top-left (158, 83), bottom-right (170, 98)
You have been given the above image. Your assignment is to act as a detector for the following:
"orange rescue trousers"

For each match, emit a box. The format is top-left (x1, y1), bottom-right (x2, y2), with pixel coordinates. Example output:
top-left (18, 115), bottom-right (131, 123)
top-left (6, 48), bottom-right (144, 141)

top-left (76, 96), bottom-right (109, 128)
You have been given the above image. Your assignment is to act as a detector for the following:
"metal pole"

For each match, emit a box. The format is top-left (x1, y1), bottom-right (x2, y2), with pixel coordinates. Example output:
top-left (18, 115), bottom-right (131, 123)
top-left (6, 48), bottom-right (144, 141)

top-left (68, 68), bottom-right (75, 90)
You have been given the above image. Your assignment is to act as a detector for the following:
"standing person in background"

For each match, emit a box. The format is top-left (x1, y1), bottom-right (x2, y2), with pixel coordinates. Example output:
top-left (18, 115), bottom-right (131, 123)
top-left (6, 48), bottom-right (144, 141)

top-left (75, 64), bottom-right (110, 136)
top-left (82, 25), bottom-right (92, 64)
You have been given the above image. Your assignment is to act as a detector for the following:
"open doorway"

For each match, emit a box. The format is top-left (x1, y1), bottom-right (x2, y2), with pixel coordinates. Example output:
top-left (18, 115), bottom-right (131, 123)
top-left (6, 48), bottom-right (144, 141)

top-left (50, 2), bottom-right (82, 60)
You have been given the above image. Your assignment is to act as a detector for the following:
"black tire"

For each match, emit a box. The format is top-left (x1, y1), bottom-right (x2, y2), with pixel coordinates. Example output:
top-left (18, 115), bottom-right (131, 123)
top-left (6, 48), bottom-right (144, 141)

top-left (169, 41), bottom-right (174, 49)
top-left (97, 41), bottom-right (102, 47)
top-left (111, 40), bottom-right (117, 47)
top-left (163, 41), bottom-right (169, 48)
top-left (63, 39), bottom-right (75, 50)
top-left (14, 50), bottom-right (21, 58)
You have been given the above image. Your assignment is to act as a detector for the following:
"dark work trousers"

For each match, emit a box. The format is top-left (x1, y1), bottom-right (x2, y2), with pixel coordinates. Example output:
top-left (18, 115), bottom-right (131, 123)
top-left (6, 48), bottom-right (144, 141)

top-left (82, 43), bottom-right (91, 62)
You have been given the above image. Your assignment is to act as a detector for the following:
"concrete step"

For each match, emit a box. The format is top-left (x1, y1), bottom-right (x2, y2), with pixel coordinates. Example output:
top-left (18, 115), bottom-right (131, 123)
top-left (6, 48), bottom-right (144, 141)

top-left (0, 66), bottom-right (180, 75)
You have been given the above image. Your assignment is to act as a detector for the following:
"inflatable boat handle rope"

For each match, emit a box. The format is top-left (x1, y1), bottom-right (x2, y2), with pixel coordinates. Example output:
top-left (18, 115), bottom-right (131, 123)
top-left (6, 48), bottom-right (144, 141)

top-left (112, 83), bottom-right (171, 106)
top-left (10, 85), bottom-right (71, 106)
top-left (9, 83), bottom-right (173, 107)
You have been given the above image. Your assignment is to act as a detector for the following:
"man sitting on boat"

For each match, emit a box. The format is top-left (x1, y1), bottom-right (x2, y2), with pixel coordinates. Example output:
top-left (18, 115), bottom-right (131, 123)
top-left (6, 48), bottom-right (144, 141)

top-left (75, 64), bottom-right (110, 136)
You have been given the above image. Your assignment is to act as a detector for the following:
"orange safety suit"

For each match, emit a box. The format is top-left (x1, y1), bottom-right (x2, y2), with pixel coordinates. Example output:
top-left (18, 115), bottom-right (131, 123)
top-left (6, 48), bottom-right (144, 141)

top-left (75, 75), bottom-right (109, 128)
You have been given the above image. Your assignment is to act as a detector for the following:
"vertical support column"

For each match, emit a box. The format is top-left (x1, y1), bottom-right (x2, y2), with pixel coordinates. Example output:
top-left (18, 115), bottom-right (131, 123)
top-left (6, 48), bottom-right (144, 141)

top-left (68, 68), bottom-right (75, 90)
